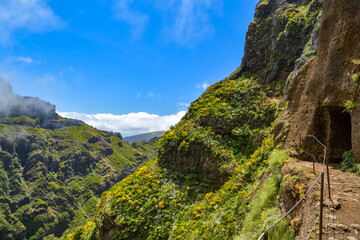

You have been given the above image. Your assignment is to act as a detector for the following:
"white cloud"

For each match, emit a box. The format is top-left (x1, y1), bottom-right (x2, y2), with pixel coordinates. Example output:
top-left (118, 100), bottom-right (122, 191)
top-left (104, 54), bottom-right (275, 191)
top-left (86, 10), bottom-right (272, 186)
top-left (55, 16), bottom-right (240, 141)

top-left (202, 82), bottom-right (210, 89)
top-left (177, 102), bottom-right (190, 109)
top-left (162, 0), bottom-right (223, 44)
top-left (4, 56), bottom-right (39, 64)
top-left (114, 0), bottom-right (148, 38)
top-left (0, 0), bottom-right (63, 44)
top-left (196, 82), bottom-right (210, 90)
top-left (114, 0), bottom-right (222, 44)
top-left (58, 111), bottom-right (187, 137)
top-left (16, 56), bottom-right (34, 64)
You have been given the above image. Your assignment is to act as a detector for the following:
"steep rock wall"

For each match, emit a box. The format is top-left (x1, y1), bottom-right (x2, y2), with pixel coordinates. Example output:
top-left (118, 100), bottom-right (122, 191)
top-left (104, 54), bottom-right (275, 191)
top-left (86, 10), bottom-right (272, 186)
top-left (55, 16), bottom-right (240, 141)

top-left (230, 0), bottom-right (322, 84)
top-left (275, 0), bottom-right (360, 162)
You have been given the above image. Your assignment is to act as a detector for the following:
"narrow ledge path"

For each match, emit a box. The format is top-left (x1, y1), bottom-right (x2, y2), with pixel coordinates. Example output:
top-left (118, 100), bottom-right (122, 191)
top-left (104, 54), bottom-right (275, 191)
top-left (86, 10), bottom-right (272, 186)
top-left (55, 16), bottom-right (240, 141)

top-left (293, 160), bottom-right (360, 240)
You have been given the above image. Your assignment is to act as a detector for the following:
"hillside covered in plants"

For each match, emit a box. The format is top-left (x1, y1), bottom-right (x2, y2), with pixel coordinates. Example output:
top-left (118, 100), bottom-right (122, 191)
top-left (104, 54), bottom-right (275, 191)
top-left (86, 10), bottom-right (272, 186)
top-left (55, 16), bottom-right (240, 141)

top-left (66, 0), bottom-right (324, 239)
top-left (0, 114), bottom-right (159, 240)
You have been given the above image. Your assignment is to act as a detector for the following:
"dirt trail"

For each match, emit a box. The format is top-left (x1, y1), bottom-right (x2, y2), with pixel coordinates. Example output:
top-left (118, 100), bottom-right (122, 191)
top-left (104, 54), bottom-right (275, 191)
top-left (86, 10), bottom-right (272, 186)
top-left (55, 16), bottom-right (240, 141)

top-left (293, 160), bottom-right (360, 240)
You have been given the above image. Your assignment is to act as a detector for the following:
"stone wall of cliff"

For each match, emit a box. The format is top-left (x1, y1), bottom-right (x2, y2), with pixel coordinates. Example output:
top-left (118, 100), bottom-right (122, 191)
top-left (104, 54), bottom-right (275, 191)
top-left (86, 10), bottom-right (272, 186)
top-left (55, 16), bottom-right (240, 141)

top-left (275, 0), bottom-right (360, 162)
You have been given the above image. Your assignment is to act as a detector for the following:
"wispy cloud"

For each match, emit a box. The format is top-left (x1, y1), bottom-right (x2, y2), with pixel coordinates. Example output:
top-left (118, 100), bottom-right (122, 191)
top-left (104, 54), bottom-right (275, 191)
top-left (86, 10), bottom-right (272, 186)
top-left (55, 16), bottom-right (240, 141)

top-left (165, 0), bottom-right (223, 44)
top-left (16, 56), bottom-right (34, 64)
top-left (0, 0), bottom-right (63, 44)
top-left (196, 82), bottom-right (210, 90)
top-left (58, 111), bottom-right (186, 136)
top-left (113, 0), bottom-right (222, 44)
top-left (114, 0), bottom-right (149, 38)
top-left (177, 102), bottom-right (190, 107)
top-left (176, 101), bottom-right (190, 111)
top-left (4, 56), bottom-right (39, 64)
top-left (35, 73), bottom-right (56, 86)
top-left (0, 58), bottom-right (77, 96)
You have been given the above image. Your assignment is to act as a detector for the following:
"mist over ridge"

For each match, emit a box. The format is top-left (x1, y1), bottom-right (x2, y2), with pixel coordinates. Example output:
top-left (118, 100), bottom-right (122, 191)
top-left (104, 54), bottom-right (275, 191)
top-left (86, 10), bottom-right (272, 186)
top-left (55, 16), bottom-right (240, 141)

top-left (0, 78), bottom-right (56, 120)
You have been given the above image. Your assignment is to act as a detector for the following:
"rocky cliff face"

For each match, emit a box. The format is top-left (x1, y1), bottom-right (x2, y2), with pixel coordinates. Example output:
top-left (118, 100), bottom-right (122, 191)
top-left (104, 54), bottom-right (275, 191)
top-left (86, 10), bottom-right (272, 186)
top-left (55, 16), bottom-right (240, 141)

top-left (275, 0), bottom-right (360, 163)
top-left (231, 0), bottom-right (322, 84)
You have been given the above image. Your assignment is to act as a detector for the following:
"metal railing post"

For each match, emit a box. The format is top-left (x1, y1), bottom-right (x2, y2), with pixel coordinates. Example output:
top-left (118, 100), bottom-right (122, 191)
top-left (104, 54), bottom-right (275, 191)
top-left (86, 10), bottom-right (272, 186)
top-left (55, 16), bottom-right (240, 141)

top-left (325, 149), bottom-right (332, 202)
top-left (313, 138), bottom-right (315, 173)
top-left (263, 231), bottom-right (268, 240)
top-left (300, 134), bottom-right (302, 161)
top-left (319, 172), bottom-right (324, 240)
top-left (257, 134), bottom-right (329, 240)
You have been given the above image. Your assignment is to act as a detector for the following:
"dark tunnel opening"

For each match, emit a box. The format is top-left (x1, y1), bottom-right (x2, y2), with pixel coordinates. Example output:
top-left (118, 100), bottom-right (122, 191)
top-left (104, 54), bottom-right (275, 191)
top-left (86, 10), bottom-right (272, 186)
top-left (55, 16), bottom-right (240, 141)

top-left (327, 107), bottom-right (352, 163)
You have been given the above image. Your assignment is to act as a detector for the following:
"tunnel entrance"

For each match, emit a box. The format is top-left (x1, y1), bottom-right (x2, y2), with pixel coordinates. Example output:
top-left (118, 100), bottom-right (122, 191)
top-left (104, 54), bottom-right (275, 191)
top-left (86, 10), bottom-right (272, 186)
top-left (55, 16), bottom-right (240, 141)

top-left (327, 107), bottom-right (352, 163)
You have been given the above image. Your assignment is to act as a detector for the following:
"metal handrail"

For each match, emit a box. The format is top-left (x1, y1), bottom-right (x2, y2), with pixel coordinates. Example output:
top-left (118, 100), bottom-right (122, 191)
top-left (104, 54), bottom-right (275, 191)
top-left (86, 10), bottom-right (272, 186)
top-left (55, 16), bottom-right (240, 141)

top-left (305, 213), bottom-right (320, 240)
top-left (257, 171), bottom-right (324, 240)
top-left (257, 134), bottom-right (327, 240)
top-left (300, 133), bottom-right (327, 167)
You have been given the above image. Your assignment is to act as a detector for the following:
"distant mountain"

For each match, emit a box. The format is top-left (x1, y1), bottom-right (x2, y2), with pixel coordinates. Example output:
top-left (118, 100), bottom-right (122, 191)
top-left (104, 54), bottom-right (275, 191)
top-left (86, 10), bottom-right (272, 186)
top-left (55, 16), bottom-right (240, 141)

top-left (124, 131), bottom-right (165, 143)
top-left (0, 82), bottom-right (160, 240)
top-left (0, 115), bottom-right (160, 240)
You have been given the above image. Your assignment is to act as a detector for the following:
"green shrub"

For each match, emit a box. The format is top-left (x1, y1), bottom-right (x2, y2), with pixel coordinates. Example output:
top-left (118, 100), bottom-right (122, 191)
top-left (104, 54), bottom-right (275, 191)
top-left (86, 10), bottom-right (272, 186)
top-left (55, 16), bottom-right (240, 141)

top-left (342, 150), bottom-right (355, 172)
top-left (352, 73), bottom-right (359, 83)
top-left (355, 164), bottom-right (360, 176)
top-left (344, 100), bottom-right (356, 113)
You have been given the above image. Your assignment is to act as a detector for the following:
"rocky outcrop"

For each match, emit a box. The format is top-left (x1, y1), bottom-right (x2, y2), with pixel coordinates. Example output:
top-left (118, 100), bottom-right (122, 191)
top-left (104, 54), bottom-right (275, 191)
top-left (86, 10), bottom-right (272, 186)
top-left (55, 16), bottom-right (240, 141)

top-left (0, 78), bottom-right (83, 129)
top-left (230, 0), bottom-right (322, 84)
top-left (275, 0), bottom-right (360, 162)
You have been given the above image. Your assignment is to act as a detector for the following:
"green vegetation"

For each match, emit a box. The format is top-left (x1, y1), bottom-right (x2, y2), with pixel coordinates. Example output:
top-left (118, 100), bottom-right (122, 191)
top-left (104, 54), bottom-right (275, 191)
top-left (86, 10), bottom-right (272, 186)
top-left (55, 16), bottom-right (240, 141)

top-left (0, 117), bottom-right (159, 239)
top-left (258, 0), bottom-right (269, 7)
top-left (344, 100), bottom-right (356, 112)
top-left (159, 76), bottom-right (281, 183)
top-left (237, 0), bottom-right (322, 84)
top-left (66, 68), bottom-right (297, 239)
top-left (64, 0), bottom-right (322, 233)
top-left (342, 150), bottom-right (355, 171)
top-left (68, 135), bottom-right (297, 240)
top-left (238, 150), bottom-right (295, 239)
top-left (352, 73), bottom-right (359, 83)
top-left (3, 0), bottom-right (326, 239)
top-left (342, 150), bottom-right (360, 175)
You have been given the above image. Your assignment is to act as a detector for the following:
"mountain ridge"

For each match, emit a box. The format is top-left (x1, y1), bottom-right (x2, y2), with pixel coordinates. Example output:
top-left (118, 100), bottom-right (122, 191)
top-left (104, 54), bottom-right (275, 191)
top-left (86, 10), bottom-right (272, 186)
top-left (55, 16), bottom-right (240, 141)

top-left (0, 102), bottom-right (159, 239)
top-left (124, 131), bottom-right (165, 144)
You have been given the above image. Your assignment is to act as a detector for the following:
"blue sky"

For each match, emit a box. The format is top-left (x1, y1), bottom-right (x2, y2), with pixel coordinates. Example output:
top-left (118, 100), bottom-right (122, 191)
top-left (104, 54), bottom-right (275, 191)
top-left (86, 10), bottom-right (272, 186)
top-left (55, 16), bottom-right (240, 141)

top-left (0, 0), bottom-right (258, 136)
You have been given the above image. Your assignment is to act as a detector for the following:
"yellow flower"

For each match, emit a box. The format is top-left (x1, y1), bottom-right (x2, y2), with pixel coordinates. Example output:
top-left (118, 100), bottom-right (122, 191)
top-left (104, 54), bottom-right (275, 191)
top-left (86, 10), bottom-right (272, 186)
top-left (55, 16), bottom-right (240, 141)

top-left (158, 201), bottom-right (165, 208)
top-left (205, 192), bottom-right (213, 199)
